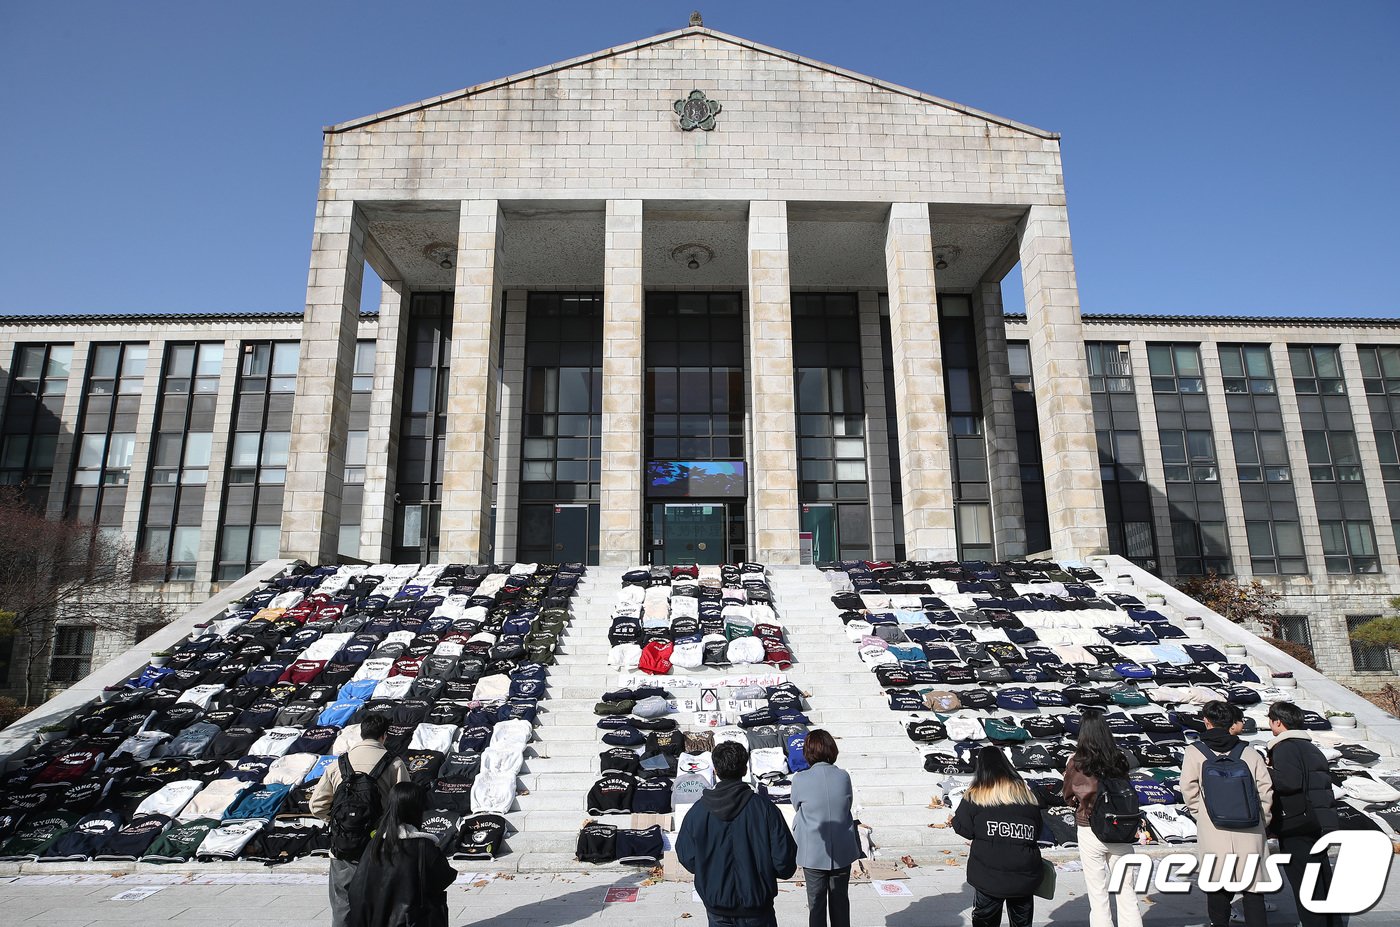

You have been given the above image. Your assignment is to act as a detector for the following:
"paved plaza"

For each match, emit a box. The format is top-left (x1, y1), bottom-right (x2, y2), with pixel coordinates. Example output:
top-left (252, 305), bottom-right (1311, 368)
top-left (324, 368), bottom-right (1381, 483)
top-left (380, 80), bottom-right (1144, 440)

top-left (3, 862), bottom-right (1398, 927)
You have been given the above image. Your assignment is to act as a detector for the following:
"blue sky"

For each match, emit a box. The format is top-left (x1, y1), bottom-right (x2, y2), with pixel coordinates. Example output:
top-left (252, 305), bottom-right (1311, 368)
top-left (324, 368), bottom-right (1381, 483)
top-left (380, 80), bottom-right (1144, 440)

top-left (1, 1), bottom-right (1396, 317)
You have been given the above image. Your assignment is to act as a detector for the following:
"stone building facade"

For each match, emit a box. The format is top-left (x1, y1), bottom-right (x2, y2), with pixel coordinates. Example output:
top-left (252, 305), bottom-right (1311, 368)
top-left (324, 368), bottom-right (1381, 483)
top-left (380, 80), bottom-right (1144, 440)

top-left (0, 23), bottom-right (1396, 691)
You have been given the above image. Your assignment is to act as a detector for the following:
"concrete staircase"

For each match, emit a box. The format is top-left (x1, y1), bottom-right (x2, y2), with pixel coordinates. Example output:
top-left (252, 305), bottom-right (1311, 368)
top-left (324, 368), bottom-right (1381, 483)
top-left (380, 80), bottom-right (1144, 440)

top-left (495, 564), bottom-right (957, 872)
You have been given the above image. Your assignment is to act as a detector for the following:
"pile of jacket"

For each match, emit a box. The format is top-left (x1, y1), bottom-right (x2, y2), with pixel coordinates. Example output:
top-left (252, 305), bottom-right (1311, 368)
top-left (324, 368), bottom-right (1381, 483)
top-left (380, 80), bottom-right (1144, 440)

top-left (822, 558), bottom-right (1400, 846)
top-left (0, 560), bottom-right (582, 865)
top-left (577, 564), bottom-right (806, 865)
top-left (606, 564), bottom-right (793, 674)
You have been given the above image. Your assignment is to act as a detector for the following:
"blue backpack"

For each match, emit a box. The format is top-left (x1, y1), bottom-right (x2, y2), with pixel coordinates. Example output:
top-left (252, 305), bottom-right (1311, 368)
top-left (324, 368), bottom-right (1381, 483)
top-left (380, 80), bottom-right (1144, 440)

top-left (1194, 742), bottom-right (1262, 829)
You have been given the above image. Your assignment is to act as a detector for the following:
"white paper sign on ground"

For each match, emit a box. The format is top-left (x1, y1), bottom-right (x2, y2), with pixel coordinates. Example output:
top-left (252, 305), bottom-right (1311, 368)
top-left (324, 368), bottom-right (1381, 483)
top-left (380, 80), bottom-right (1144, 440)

top-left (871, 880), bottom-right (913, 897)
top-left (111, 887), bottom-right (164, 902)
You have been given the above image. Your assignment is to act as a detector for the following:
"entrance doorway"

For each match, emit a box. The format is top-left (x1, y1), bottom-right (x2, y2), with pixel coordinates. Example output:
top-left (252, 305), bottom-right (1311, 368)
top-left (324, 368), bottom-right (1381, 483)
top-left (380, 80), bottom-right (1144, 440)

top-left (801, 504), bottom-right (837, 564)
top-left (658, 503), bottom-right (727, 565)
top-left (550, 504), bottom-right (589, 564)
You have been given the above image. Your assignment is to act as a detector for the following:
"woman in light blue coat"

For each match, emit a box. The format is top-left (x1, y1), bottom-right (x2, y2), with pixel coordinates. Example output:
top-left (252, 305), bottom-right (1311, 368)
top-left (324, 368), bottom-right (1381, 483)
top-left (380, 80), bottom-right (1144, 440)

top-left (791, 729), bottom-right (864, 927)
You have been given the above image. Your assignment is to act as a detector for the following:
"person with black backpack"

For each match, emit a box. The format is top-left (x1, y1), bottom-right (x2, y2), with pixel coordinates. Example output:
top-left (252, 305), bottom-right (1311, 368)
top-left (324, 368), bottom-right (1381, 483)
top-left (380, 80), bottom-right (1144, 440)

top-left (347, 782), bottom-right (458, 927)
top-left (1180, 700), bottom-right (1274, 927)
top-left (1266, 701), bottom-right (1342, 927)
top-left (1063, 708), bottom-right (1144, 927)
top-left (309, 713), bottom-right (410, 927)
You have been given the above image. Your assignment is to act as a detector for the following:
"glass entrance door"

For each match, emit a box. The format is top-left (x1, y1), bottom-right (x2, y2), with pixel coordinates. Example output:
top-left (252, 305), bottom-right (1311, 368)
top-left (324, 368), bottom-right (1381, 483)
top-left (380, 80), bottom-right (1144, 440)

top-left (551, 504), bottom-right (588, 564)
top-left (801, 503), bottom-right (837, 564)
top-left (660, 503), bottom-right (726, 565)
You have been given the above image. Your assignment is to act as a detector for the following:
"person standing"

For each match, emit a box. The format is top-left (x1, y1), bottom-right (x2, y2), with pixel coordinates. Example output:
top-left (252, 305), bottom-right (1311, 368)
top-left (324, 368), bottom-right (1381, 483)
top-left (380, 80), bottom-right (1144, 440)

top-left (346, 782), bottom-right (458, 927)
top-left (791, 729), bottom-right (864, 927)
top-left (1266, 701), bottom-right (1342, 927)
top-left (310, 713), bottom-right (410, 927)
top-left (1063, 709), bottom-right (1145, 927)
top-left (1180, 700), bottom-right (1274, 927)
top-left (951, 746), bottom-right (1045, 927)
top-left (677, 740), bottom-right (798, 927)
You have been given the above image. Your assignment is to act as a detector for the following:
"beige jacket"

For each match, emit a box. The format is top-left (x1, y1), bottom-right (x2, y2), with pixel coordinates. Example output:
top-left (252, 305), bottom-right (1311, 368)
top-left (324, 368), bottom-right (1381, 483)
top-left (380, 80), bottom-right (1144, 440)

top-left (309, 740), bottom-right (410, 823)
top-left (1180, 739), bottom-right (1274, 890)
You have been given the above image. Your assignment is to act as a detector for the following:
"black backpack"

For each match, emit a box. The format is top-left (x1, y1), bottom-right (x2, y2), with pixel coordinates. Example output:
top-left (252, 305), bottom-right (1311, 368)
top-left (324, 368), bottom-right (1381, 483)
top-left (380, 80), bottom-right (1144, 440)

top-left (1194, 742), bottom-right (1261, 830)
top-left (329, 753), bottom-right (393, 861)
top-left (1090, 776), bottom-right (1143, 843)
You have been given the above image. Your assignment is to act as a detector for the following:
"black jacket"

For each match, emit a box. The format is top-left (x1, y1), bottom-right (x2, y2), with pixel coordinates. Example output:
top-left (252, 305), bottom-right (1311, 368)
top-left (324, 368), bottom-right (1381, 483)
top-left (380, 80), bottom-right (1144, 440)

top-left (676, 779), bottom-right (798, 917)
top-left (1267, 731), bottom-right (1339, 838)
top-left (951, 795), bottom-right (1044, 898)
top-left (347, 831), bottom-right (457, 927)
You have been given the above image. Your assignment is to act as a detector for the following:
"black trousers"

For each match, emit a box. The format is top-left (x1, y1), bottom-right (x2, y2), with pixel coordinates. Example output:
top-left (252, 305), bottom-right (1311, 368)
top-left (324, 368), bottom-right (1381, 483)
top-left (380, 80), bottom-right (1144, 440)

top-left (1279, 834), bottom-right (1343, 927)
top-left (1206, 889), bottom-right (1265, 927)
top-left (972, 888), bottom-right (1033, 927)
top-left (706, 908), bottom-right (778, 927)
top-left (804, 865), bottom-right (852, 927)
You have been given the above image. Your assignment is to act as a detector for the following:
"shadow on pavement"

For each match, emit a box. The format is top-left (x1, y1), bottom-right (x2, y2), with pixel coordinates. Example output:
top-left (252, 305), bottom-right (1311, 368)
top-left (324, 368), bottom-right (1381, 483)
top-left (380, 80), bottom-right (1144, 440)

top-left (885, 880), bottom-right (976, 926)
top-left (456, 873), bottom-right (652, 927)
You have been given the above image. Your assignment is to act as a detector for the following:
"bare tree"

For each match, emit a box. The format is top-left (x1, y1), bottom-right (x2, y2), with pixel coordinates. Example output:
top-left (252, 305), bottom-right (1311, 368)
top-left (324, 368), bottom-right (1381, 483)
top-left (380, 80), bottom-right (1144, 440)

top-left (0, 487), bottom-right (173, 706)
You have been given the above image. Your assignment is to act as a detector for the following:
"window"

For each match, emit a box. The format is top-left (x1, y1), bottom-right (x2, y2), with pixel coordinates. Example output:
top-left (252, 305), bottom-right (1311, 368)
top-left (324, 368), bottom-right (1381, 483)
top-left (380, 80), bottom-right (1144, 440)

top-left (1289, 345), bottom-right (1345, 396)
top-left (1086, 342), bottom-right (1133, 393)
top-left (1172, 519), bottom-right (1231, 576)
top-left (1358, 346), bottom-right (1400, 396)
top-left (1320, 520), bottom-right (1379, 574)
top-left (1277, 615), bottom-right (1312, 649)
top-left (1219, 344), bottom-right (1276, 395)
top-left (50, 625), bottom-right (96, 684)
top-left (352, 340), bottom-right (375, 393)
top-left (1375, 431), bottom-right (1400, 482)
top-left (67, 343), bottom-right (148, 526)
top-left (1245, 520), bottom-right (1306, 575)
top-left (1303, 431), bottom-right (1362, 482)
top-left (1348, 615), bottom-right (1392, 671)
top-left (135, 621), bottom-right (169, 644)
top-left (1232, 429), bottom-right (1291, 483)
top-left (1, 343), bottom-right (72, 508)
top-left (1007, 342), bottom-right (1034, 394)
top-left (1148, 344), bottom-right (1204, 394)
top-left (1159, 429), bottom-right (1218, 482)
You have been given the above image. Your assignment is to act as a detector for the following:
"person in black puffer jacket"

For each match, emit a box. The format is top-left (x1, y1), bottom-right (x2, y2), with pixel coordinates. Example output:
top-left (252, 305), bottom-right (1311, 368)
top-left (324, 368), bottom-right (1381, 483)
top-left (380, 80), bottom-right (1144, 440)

top-left (1266, 701), bottom-right (1342, 927)
top-left (951, 746), bottom-right (1045, 927)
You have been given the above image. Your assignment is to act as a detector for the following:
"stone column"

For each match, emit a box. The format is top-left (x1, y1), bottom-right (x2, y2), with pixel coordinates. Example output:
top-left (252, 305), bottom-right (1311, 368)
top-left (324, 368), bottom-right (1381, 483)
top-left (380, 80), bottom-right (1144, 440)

top-left (359, 279), bottom-right (409, 563)
top-left (281, 198), bottom-right (366, 563)
top-left (119, 338), bottom-right (166, 544)
top-left (884, 202), bottom-right (956, 559)
top-left (46, 340), bottom-right (91, 520)
top-left (973, 279), bottom-right (1027, 558)
top-left (437, 199), bottom-right (504, 563)
top-left (1199, 342), bottom-right (1250, 579)
top-left (1017, 204), bottom-right (1109, 557)
top-left (599, 200), bottom-right (645, 567)
top-left (1341, 344), bottom-right (1400, 571)
top-left (1270, 343), bottom-right (1328, 578)
top-left (1128, 340), bottom-right (1178, 577)
top-left (492, 290), bottom-right (528, 563)
top-left (748, 201), bottom-right (801, 564)
top-left (197, 338), bottom-right (244, 584)
top-left (857, 290), bottom-right (897, 559)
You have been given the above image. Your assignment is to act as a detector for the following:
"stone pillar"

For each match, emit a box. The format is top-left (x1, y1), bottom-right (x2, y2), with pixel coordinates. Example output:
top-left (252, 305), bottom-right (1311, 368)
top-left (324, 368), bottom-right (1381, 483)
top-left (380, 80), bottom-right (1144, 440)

top-left (1017, 204), bottom-right (1109, 557)
top-left (282, 198), bottom-right (366, 563)
top-left (492, 290), bottom-right (528, 563)
top-left (884, 202), bottom-right (956, 559)
top-left (45, 340), bottom-right (91, 520)
top-left (437, 199), bottom-right (504, 563)
top-left (599, 200), bottom-right (645, 567)
top-left (1199, 342), bottom-right (1249, 579)
top-left (748, 201), bottom-right (801, 564)
top-left (196, 339), bottom-right (242, 584)
top-left (857, 290), bottom-right (897, 559)
top-left (1126, 340), bottom-right (1178, 576)
top-left (359, 279), bottom-right (409, 563)
top-left (1270, 343), bottom-right (1328, 578)
top-left (119, 338), bottom-right (166, 544)
top-left (1341, 344), bottom-right (1400, 572)
top-left (973, 279), bottom-right (1027, 558)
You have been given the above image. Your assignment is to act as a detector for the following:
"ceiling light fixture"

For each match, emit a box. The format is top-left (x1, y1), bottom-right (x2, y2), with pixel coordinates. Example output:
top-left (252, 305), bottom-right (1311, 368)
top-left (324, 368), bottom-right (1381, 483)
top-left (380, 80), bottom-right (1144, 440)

top-left (671, 242), bottom-right (714, 270)
top-left (422, 241), bottom-right (456, 272)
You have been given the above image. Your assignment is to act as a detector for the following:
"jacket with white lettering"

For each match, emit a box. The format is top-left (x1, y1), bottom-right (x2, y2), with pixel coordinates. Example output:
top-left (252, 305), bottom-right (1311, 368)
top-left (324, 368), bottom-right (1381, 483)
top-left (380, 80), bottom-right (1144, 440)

top-left (950, 795), bottom-right (1044, 898)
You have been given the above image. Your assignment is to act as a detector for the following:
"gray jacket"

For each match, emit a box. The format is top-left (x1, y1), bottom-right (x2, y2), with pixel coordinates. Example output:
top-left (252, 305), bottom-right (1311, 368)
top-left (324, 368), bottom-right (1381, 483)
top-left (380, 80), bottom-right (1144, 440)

top-left (790, 762), bottom-right (864, 870)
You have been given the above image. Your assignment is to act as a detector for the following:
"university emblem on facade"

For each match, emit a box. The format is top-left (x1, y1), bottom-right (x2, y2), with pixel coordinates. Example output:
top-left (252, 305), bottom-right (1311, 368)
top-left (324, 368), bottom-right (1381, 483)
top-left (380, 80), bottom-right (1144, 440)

top-left (674, 90), bottom-right (721, 131)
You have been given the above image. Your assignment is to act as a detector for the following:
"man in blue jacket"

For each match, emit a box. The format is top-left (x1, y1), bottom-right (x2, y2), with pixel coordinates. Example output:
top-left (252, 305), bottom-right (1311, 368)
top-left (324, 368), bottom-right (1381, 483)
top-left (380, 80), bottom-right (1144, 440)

top-left (677, 741), bottom-right (798, 927)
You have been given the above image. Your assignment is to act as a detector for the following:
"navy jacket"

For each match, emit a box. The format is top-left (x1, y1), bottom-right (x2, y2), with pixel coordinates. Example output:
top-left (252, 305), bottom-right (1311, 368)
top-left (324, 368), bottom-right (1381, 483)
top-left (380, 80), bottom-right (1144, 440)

top-left (676, 779), bottom-right (798, 917)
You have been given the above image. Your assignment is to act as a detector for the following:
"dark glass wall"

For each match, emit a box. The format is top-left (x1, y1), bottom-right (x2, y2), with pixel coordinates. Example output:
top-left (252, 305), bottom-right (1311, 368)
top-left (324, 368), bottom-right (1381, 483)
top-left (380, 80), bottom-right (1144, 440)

top-left (1, 343), bottom-right (72, 509)
top-left (1087, 342), bottom-right (1156, 568)
top-left (392, 294), bottom-right (452, 564)
top-left (940, 296), bottom-right (993, 560)
top-left (1007, 341), bottom-right (1051, 553)
top-left (67, 343), bottom-right (149, 528)
top-left (793, 292), bottom-right (871, 561)
top-left (1359, 345), bottom-right (1400, 561)
top-left (337, 340), bottom-right (375, 561)
top-left (517, 293), bottom-right (603, 565)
